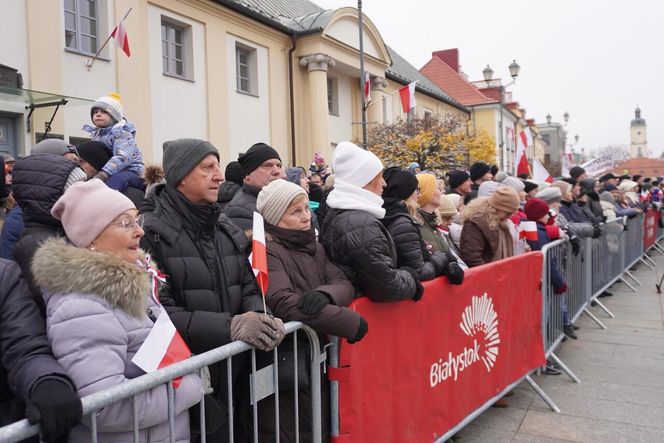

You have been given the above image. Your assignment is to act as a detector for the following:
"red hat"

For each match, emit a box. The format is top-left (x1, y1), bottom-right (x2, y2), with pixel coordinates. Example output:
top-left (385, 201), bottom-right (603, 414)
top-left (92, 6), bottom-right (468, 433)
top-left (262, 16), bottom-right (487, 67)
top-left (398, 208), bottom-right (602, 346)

top-left (524, 198), bottom-right (549, 221)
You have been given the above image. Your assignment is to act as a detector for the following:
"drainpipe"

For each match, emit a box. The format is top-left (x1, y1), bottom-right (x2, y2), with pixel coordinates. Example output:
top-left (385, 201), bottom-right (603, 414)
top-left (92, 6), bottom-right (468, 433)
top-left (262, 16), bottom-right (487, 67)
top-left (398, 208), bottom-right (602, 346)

top-left (288, 32), bottom-right (297, 166)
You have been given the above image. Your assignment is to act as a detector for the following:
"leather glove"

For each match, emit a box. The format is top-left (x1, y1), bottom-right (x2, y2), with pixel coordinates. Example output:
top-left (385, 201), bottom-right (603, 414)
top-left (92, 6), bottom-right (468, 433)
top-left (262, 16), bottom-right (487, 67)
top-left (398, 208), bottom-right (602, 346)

top-left (569, 236), bottom-right (581, 256)
top-left (298, 290), bottom-right (332, 315)
top-left (93, 171), bottom-right (109, 182)
top-left (401, 266), bottom-right (424, 301)
top-left (554, 283), bottom-right (568, 294)
top-left (26, 378), bottom-right (82, 443)
top-left (444, 261), bottom-right (464, 285)
top-left (230, 312), bottom-right (285, 352)
top-left (347, 316), bottom-right (368, 344)
top-left (592, 225), bottom-right (602, 239)
top-left (429, 251), bottom-right (449, 276)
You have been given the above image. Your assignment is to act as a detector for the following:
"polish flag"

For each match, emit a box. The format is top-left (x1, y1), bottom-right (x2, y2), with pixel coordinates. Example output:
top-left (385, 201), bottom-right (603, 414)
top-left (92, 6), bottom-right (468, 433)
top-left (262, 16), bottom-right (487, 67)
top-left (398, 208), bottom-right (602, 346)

top-left (399, 82), bottom-right (417, 114)
top-left (515, 130), bottom-right (530, 177)
top-left (251, 212), bottom-right (269, 297)
top-left (363, 72), bottom-right (371, 105)
top-left (111, 19), bottom-right (131, 57)
top-left (533, 158), bottom-right (553, 183)
top-left (132, 309), bottom-right (191, 388)
top-left (519, 221), bottom-right (538, 241)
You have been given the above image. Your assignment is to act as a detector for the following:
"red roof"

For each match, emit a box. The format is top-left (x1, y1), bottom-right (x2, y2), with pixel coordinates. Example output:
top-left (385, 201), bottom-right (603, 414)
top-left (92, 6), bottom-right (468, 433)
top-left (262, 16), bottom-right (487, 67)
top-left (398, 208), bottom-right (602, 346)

top-left (420, 57), bottom-right (497, 107)
top-left (613, 158), bottom-right (664, 177)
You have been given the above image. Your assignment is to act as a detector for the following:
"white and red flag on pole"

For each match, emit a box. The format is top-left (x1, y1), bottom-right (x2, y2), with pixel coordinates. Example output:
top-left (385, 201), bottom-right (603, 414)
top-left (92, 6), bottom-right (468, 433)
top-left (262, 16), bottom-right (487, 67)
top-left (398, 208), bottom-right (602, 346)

top-left (250, 212), bottom-right (269, 311)
top-left (111, 19), bottom-right (131, 57)
top-left (519, 221), bottom-right (538, 241)
top-left (363, 72), bottom-right (371, 105)
top-left (532, 158), bottom-right (553, 183)
top-left (399, 81), bottom-right (417, 114)
top-left (515, 129), bottom-right (531, 177)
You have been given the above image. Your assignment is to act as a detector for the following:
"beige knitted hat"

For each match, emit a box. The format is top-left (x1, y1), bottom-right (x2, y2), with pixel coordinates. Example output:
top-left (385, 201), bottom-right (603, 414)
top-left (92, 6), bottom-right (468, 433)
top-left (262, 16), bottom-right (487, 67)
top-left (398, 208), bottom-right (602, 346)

top-left (256, 179), bottom-right (307, 225)
top-left (488, 186), bottom-right (520, 213)
top-left (438, 195), bottom-right (458, 217)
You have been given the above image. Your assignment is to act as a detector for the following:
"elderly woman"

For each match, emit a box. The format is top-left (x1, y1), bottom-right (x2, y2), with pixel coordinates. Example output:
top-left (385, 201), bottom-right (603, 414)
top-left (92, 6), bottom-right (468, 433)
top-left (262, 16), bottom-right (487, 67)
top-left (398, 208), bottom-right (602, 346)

top-left (460, 186), bottom-right (521, 267)
top-left (256, 179), bottom-right (367, 442)
top-left (382, 167), bottom-right (463, 284)
top-left (32, 180), bottom-right (202, 443)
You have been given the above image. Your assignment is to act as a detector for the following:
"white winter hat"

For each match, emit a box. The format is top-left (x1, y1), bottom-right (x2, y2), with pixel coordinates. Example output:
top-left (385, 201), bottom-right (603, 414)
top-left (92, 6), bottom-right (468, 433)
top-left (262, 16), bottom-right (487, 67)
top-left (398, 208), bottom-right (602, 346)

top-left (91, 92), bottom-right (123, 123)
top-left (502, 176), bottom-right (525, 193)
top-left (332, 141), bottom-right (384, 188)
top-left (478, 180), bottom-right (500, 197)
top-left (256, 179), bottom-right (307, 226)
top-left (619, 179), bottom-right (638, 192)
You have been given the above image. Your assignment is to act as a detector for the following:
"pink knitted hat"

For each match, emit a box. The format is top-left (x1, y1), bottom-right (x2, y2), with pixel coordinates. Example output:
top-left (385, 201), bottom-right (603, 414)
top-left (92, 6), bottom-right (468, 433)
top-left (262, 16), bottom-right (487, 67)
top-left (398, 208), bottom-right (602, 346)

top-left (51, 179), bottom-right (136, 247)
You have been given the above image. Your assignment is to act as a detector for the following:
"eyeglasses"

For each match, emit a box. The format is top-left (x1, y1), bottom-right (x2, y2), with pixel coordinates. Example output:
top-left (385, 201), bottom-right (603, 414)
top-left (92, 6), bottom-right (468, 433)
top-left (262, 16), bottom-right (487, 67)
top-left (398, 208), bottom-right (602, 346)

top-left (111, 215), bottom-right (144, 230)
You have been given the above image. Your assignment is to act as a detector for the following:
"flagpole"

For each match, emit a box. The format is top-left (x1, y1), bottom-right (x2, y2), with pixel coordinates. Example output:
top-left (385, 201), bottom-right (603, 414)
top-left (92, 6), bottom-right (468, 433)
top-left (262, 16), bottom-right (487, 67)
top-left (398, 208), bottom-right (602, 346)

top-left (358, 0), bottom-right (368, 149)
top-left (85, 7), bottom-right (133, 70)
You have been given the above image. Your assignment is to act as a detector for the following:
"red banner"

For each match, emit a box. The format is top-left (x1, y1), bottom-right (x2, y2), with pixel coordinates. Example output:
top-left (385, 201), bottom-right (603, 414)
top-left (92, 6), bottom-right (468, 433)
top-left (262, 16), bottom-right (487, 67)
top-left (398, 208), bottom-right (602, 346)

top-left (643, 209), bottom-right (659, 250)
top-left (333, 253), bottom-right (545, 442)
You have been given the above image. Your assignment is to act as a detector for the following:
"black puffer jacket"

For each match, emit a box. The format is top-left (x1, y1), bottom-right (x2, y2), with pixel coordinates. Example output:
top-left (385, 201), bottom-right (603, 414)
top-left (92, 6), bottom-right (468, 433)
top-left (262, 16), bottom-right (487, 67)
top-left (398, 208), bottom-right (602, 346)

top-left (321, 208), bottom-right (420, 302)
top-left (217, 180), bottom-right (241, 211)
top-left (381, 198), bottom-right (448, 281)
top-left (0, 259), bottom-right (74, 426)
top-left (579, 179), bottom-right (605, 221)
top-left (224, 184), bottom-right (260, 230)
top-left (12, 154), bottom-right (82, 313)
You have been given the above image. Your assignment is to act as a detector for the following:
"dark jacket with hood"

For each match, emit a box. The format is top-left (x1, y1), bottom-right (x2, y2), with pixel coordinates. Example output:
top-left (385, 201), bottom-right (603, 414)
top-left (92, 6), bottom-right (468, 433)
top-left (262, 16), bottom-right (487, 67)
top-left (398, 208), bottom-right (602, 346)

top-left (0, 259), bottom-right (75, 427)
top-left (381, 198), bottom-right (448, 281)
top-left (578, 179), bottom-right (605, 221)
top-left (12, 154), bottom-right (83, 314)
top-left (526, 222), bottom-right (566, 291)
top-left (139, 184), bottom-right (264, 439)
top-left (321, 208), bottom-right (421, 303)
top-left (223, 184), bottom-right (261, 230)
top-left (217, 180), bottom-right (242, 211)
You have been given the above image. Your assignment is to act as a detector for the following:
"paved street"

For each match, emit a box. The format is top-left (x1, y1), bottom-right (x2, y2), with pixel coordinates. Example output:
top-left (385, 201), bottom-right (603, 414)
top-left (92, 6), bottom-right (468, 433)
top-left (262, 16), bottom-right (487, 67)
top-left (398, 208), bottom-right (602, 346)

top-left (455, 252), bottom-right (664, 442)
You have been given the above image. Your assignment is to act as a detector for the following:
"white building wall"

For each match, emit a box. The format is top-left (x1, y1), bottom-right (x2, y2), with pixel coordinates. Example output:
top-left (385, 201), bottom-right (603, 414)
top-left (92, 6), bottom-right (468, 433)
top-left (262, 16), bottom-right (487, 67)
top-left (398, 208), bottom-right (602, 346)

top-left (147, 5), bottom-right (208, 164)
top-left (328, 74), bottom-right (352, 146)
top-left (1, 1), bottom-right (30, 86)
top-left (226, 35), bottom-right (270, 161)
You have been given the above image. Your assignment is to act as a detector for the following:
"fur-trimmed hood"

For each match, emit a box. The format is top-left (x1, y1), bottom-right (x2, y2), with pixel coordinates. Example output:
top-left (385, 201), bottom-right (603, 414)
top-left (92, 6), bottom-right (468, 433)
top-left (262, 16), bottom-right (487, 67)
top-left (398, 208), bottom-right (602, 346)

top-left (32, 238), bottom-right (150, 318)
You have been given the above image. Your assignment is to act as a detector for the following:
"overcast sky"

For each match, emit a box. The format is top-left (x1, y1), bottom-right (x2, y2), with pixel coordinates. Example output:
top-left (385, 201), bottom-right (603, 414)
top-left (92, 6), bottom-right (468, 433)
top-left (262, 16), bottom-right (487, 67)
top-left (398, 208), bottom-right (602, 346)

top-left (316, 0), bottom-right (663, 157)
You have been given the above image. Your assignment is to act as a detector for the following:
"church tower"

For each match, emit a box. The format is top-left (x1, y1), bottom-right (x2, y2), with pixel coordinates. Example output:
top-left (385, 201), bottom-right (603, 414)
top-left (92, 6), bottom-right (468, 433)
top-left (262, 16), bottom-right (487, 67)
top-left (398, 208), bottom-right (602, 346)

top-left (630, 106), bottom-right (647, 158)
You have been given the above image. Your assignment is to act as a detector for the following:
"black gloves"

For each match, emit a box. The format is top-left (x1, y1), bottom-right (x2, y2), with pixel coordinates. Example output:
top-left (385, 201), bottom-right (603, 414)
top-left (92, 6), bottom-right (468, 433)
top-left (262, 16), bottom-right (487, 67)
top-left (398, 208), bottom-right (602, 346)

top-left (401, 266), bottom-right (425, 301)
top-left (298, 290), bottom-right (332, 315)
top-left (445, 261), bottom-right (465, 285)
top-left (347, 317), bottom-right (368, 344)
top-left (429, 251), bottom-right (450, 276)
top-left (569, 236), bottom-right (581, 256)
top-left (26, 378), bottom-right (82, 443)
top-left (592, 224), bottom-right (602, 239)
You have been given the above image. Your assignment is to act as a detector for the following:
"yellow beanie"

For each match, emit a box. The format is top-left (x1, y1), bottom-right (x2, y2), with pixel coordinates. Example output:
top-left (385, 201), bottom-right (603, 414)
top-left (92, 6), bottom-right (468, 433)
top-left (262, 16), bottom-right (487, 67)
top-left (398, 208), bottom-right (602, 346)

top-left (416, 173), bottom-right (436, 206)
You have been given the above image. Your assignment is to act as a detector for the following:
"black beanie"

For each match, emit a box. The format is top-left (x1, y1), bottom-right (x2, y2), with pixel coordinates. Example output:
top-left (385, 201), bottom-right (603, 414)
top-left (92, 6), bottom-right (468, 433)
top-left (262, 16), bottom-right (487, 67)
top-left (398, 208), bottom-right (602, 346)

top-left (490, 164), bottom-right (499, 177)
top-left (470, 162), bottom-right (491, 181)
top-left (561, 177), bottom-right (577, 187)
top-left (224, 161), bottom-right (243, 185)
top-left (238, 142), bottom-right (281, 178)
top-left (523, 180), bottom-right (538, 193)
top-left (162, 138), bottom-right (220, 186)
top-left (569, 166), bottom-right (585, 180)
top-left (448, 170), bottom-right (470, 190)
top-left (632, 174), bottom-right (642, 182)
top-left (383, 167), bottom-right (418, 201)
top-left (77, 141), bottom-right (112, 172)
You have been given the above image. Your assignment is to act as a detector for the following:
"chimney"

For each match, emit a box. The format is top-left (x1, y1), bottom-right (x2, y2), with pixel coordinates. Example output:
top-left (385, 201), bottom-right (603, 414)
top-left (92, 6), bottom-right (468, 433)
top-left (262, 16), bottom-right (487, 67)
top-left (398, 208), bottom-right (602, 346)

top-left (432, 48), bottom-right (459, 72)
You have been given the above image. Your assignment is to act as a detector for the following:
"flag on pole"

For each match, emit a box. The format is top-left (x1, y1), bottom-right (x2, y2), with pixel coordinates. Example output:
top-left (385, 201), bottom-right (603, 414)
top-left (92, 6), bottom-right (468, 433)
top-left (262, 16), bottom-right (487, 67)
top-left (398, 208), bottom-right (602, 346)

top-left (363, 72), bottom-right (371, 105)
top-left (515, 130), bottom-right (530, 176)
top-left (518, 221), bottom-right (538, 241)
top-left (111, 19), bottom-right (131, 57)
top-left (399, 82), bottom-right (417, 114)
top-left (532, 158), bottom-right (553, 183)
top-left (251, 212), bottom-right (269, 299)
top-left (132, 309), bottom-right (191, 388)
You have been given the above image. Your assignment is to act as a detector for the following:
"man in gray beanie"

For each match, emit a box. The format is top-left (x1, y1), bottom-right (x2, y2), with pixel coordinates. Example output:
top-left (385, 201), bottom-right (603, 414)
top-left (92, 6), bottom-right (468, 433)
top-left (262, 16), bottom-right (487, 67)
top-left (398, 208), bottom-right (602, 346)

top-left (225, 142), bottom-right (283, 230)
top-left (140, 138), bottom-right (285, 441)
top-left (31, 139), bottom-right (79, 163)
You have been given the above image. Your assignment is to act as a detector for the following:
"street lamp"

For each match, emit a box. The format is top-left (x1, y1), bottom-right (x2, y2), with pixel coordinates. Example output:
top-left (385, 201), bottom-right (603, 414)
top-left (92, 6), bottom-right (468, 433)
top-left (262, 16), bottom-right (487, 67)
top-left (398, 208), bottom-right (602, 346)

top-left (508, 60), bottom-right (520, 79)
top-left (563, 111), bottom-right (569, 124)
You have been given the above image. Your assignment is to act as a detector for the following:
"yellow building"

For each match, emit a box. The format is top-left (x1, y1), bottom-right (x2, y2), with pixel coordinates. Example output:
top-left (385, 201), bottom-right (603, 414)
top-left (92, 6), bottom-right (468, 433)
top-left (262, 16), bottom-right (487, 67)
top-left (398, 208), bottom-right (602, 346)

top-left (0, 0), bottom-right (468, 168)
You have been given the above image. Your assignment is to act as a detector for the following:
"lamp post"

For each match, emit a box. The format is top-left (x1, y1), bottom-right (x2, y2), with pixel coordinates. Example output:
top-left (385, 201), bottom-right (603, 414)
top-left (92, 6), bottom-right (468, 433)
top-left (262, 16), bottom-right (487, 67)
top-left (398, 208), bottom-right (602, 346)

top-left (482, 60), bottom-right (520, 172)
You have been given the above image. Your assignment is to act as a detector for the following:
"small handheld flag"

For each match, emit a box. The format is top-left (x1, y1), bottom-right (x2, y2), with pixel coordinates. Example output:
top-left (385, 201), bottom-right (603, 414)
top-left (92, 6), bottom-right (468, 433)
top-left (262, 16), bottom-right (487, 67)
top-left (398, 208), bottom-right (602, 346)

top-left (250, 212), bottom-right (269, 313)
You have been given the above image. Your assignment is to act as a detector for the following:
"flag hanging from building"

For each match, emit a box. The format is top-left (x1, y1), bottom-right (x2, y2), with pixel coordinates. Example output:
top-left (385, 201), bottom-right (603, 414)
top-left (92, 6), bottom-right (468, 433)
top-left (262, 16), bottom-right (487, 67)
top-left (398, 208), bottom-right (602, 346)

top-left (132, 309), bottom-right (191, 388)
top-left (363, 72), bottom-right (371, 105)
top-left (250, 212), bottom-right (269, 297)
top-left (515, 130), bottom-right (530, 176)
top-left (111, 19), bottom-right (131, 57)
top-left (518, 221), bottom-right (538, 241)
top-left (399, 82), bottom-right (417, 114)
top-left (532, 158), bottom-right (553, 183)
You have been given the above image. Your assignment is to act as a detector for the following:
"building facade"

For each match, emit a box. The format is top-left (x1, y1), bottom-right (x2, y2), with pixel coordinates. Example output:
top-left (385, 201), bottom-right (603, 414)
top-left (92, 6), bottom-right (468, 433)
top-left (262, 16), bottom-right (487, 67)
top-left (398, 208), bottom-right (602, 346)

top-left (629, 106), bottom-right (647, 158)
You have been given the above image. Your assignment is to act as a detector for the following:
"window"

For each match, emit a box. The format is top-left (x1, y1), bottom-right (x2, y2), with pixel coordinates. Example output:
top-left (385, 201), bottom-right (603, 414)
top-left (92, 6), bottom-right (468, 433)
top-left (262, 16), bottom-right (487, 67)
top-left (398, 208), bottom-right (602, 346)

top-left (64, 0), bottom-right (99, 55)
top-left (69, 136), bottom-right (91, 147)
top-left (162, 22), bottom-right (185, 77)
top-left (235, 43), bottom-right (258, 95)
top-left (327, 77), bottom-right (339, 116)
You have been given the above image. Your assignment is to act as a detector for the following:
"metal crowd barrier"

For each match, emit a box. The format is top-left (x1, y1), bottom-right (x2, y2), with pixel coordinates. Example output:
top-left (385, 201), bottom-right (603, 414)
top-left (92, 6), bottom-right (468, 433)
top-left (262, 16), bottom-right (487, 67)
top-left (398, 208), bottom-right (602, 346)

top-left (0, 322), bottom-right (324, 443)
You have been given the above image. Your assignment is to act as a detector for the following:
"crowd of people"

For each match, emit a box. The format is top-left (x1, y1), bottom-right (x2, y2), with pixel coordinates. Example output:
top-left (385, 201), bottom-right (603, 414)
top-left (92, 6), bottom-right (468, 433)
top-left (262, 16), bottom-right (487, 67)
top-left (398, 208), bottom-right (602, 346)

top-left (0, 92), bottom-right (661, 442)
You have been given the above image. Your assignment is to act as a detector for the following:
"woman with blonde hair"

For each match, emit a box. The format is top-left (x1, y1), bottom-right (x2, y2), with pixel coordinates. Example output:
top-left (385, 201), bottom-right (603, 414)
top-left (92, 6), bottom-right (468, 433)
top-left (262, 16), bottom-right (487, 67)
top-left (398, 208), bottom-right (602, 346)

top-left (460, 186), bottom-right (521, 267)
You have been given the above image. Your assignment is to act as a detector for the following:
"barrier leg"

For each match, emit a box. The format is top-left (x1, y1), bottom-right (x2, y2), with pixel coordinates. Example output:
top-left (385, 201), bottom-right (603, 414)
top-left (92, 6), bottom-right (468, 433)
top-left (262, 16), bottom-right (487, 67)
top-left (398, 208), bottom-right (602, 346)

top-left (549, 353), bottom-right (581, 384)
top-left (624, 270), bottom-right (642, 286)
top-left (619, 275), bottom-right (639, 292)
top-left (588, 297), bottom-right (615, 319)
top-left (525, 375), bottom-right (560, 413)
top-left (639, 256), bottom-right (655, 271)
top-left (643, 254), bottom-right (658, 267)
top-left (583, 306), bottom-right (608, 328)
top-left (651, 243), bottom-right (664, 255)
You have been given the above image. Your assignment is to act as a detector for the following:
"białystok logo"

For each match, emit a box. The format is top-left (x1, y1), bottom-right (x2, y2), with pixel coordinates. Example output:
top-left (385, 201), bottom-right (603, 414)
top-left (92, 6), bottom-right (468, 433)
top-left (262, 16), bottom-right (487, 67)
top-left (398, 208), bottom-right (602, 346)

top-left (430, 293), bottom-right (500, 387)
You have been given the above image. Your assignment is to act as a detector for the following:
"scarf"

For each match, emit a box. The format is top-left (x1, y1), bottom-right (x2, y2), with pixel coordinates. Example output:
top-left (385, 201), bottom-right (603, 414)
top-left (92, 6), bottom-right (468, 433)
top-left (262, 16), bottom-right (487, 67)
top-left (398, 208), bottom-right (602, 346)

top-left (493, 220), bottom-right (514, 261)
top-left (326, 180), bottom-right (386, 219)
top-left (265, 223), bottom-right (317, 255)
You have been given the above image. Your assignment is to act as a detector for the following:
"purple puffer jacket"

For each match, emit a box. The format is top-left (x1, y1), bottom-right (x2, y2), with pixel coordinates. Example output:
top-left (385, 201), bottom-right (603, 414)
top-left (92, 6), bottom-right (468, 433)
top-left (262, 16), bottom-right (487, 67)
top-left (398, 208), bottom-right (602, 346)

top-left (83, 119), bottom-right (145, 177)
top-left (32, 238), bottom-right (202, 443)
